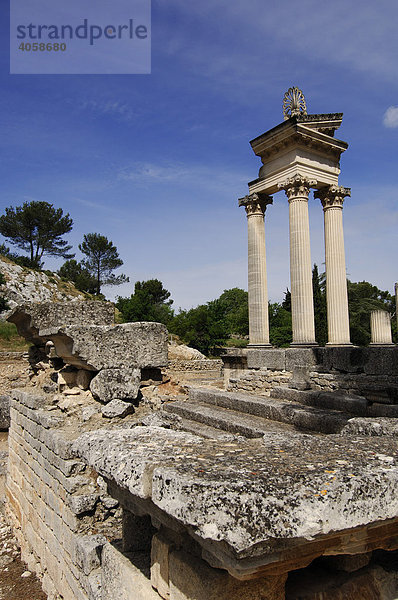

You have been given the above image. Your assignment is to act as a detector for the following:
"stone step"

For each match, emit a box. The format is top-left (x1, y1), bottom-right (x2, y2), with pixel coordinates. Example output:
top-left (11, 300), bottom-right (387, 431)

top-left (270, 387), bottom-right (398, 418)
top-left (170, 416), bottom-right (239, 441)
top-left (188, 387), bottom-right (351, 434)
top-left (163, 401), bottom-right (295, 438)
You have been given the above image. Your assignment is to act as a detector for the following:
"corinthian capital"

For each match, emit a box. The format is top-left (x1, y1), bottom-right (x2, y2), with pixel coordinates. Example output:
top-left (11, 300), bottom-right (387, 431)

top-left (238, 193), bottom-right (273, 217)
top-left (277, 175), bottom-right (317, 202)
top-left (315, 185), bottom-right (351, 209)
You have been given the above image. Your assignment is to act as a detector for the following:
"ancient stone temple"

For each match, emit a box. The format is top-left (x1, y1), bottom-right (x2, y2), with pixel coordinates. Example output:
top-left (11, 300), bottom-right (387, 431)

top-left (240, 87), bottom-right (351, 347)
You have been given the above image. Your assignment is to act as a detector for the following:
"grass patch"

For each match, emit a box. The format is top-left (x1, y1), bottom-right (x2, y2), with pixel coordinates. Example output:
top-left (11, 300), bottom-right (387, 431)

top-left (224, 337), bottom-right (248, 348)
top-left (0, 322), bottom-right (29, 351)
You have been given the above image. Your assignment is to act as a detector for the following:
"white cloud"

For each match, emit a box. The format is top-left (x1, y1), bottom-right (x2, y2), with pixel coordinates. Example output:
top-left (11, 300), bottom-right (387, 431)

top-left (383, 106), bottom-right (398, 128)
top-left (118, 161), bottom-right (251, 193)
top-left (79, 99), bottom-right (135, 122)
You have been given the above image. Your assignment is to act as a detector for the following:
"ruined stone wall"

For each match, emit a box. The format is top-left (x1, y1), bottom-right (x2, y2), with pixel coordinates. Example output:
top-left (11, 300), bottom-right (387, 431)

top-left (6, 390), bottom-right (121, 600)
top-left (308, 371), bottom-right (398, 399)
top-left (167, 359), bottom-right (222, 372)
top-left (227, 369), bottom-right (292, 395)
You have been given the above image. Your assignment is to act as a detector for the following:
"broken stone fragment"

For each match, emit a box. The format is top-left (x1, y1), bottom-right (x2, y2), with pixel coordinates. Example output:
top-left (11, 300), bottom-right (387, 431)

top-left (90, 368), bottom-right (141, 403)
top-left (82, 405), bottom-right (101, 422)
top-left (76, 369), bottom-right (94, 390)
top-left (0, 395), bottom-right (10, 430)
top-left (74, 534), bottom-right (107, 576)
top-left (101, 399), bottom-right (135, 419)
top-left (43, 322), bottom-right (168, 371)
top-left (67, 493), bottom-right (99, 515)
top-left (7, 301), bottom-right (115, 345)
top-left (58, 366), bottom-right (78, 389)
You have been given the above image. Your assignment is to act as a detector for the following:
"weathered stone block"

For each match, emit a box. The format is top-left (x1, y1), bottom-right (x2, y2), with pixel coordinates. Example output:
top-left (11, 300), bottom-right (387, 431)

top-left (285, 348), bottom-right (318, 370)
top-left (67, 493), bottom-right (99, 516)
top-left (151, 531), bottom-right (173, 599)
top-left (91, 368), bottom-right (141, 403)
top-left (77, 369), bottom-right (94, 390)
top-left (247, 348), bottom-right (286, 370)
top-left (46, 322), bottom-right (168, 371)
top-left (169, 550), bottom-right (286, 600)
top-left (75, 534), bottom-right (107, 576)
top-left (101, 542), bottom-right (161, 600)
top-left (7, 301), bottom-right (115, 345)
top-left (0, 394), bottom-right (10, 430)
top-left (101, 397), bottom-right (134, 419)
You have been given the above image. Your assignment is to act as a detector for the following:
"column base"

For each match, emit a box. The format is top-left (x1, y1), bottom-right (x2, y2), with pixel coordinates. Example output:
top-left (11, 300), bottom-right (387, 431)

top-left (326, 342), bottom-right (353, 347)
top-left (290, 342), bottom-right (318, 348)
top-left (248, 343), bottom-right (273, 348)
top-left (369, 343), bottom-right (395, 347)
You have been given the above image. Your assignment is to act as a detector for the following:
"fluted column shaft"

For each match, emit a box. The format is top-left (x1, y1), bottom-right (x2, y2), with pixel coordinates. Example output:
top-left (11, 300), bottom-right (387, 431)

top-left (239, 193), bottom-right (272, 346)
top-left (370, 310), bottom-right (393, 346)
top-left (315, 186), bottom-right (351, 346)
top-left (278, 176), bottom-right (316, 346)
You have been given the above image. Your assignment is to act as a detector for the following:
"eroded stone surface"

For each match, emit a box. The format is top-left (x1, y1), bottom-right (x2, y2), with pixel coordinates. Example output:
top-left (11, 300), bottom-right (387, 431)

top-left (44, 322), bottom-right (168, 371)
top-left (101, 398), bottom-right (136, 418)
top-left (74, 426), bottom-right (398, 576)
top-left (0, 395), bottom-right (10, 430)
top-left (91, 368), bottom-right (141, 403)
top-left (7, 301), bottom-right (114, 345)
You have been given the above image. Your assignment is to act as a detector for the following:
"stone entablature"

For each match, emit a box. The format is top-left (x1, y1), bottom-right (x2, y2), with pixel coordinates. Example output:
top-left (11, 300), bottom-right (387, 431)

top-left (248, 113), bottom-right (348, 196)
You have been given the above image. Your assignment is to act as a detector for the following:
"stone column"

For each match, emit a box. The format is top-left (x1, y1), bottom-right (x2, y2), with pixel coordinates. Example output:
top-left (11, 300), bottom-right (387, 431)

top-left (370, 310), bottom-right (394, 346)
top-left (315, 185), bottom-right (352, 346)
top-left (239, 193), bottom-right (272, 346)
top-left (278, 176), bottom-right (317, 346)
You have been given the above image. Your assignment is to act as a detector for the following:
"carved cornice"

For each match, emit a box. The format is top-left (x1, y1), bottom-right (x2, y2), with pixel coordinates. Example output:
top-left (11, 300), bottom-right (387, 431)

top-left (238, 193), bottom-right (273, 216)
top-left (314, 185), bottom-right (351, 210)
top-left (277, 175), bottom-right (317, 202)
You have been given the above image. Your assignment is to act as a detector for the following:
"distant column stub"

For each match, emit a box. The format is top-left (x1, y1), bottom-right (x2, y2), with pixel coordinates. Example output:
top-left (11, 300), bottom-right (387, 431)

top-left (283, 86), bottom-right (307, 120)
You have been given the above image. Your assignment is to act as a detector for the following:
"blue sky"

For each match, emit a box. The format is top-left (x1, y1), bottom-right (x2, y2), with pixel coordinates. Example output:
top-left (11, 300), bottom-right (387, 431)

top-left (1, 0), bottom-right (397, 309)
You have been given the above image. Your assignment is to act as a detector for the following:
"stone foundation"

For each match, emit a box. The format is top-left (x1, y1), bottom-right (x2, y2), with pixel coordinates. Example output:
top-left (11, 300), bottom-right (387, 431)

top-left (228, 369), bottom-right (292, 395)
top-left (223, 347), bottom-right (398, 403)
top-left (6, 390), bottom-right (121, 600)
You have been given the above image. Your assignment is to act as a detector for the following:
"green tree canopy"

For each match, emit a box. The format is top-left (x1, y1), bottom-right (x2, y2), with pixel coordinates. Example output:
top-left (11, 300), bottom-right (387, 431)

top-left (79, 233), bottom-right (129, 295)
top-left (212, 288), bottom-right (249, 337)
top-left (347, 280), bottom-right (394, 346)
top-left (169, 303), bottom-right (226, 356)
top-left (117, 279), bottom-right (174, 325)
top-left (269, 303), bottom-right (292, 347)
top-left (0, 201), bottom-right (74, 268)
top-left (312, 264), bottom-right (327, 346)
top-left (58, 259), bottom-right (98, 295)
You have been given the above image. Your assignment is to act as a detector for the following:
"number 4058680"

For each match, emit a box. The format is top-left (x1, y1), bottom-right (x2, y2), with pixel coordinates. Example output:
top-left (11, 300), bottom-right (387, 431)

top-left (18, 42), bottom-right (66, 51)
